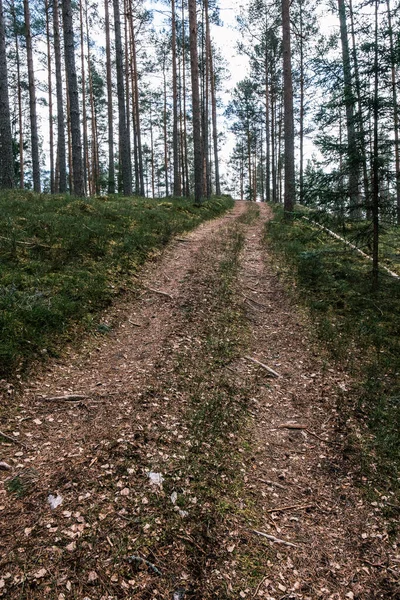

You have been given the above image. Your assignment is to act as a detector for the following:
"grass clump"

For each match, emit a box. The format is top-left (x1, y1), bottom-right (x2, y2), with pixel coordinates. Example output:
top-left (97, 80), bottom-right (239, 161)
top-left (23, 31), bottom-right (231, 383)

top-left (0, 190), bottom-right (233, 378)
top-left (266, 205), bottom-right (400, 490)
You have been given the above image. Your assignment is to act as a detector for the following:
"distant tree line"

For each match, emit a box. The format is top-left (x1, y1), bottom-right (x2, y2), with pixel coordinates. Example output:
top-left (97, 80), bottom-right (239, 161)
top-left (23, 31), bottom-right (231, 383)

top-left (0, 0), bottom-right (224, 202)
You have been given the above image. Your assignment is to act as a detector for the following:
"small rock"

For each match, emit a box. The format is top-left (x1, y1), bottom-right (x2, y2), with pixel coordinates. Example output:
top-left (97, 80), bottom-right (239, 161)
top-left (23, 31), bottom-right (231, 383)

top-left (0, 462), bottom-right (11, 471)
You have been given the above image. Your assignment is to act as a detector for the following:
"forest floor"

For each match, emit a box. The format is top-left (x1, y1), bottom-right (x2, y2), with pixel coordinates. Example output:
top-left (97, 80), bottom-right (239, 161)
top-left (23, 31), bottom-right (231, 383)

top-left (0, 202), bottom-right (399, 599)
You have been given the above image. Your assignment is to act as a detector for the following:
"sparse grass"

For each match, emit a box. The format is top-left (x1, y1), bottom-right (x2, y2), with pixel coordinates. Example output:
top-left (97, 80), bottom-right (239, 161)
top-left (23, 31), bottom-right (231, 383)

top-left (0, 190), bottom-right (233, 379)
top-left (266, 204), bottom-right (400, 492)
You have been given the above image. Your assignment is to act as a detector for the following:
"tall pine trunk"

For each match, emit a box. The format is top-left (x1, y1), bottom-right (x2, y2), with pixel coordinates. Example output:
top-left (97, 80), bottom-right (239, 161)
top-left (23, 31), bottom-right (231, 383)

top-left (24, 0), bottom-right (41, 192)
top-left (62, 0), bottom-right (85, 196)
top-left (338, 0), bottom-right (359, 218)
top-left (0, 0), bottom-right (14, 189)
top-left (386, 0), bottom-right (400, 224)
top-left (113, 0), bottom-right (132, 195)
top-left (209, 37), bottom-right (220, 196)
top-left (104, 0), bottom-right (115, 194)
top-left (282, 0), bottom-right (295, 214)
top-left (172, 0), bottom-right (181, 196)
top-left (53, 0), bottom-right (67, 193)
top-left (45, 0), bottom-right (54, 193)
top-left (188, 0), bottom-right (203, 203)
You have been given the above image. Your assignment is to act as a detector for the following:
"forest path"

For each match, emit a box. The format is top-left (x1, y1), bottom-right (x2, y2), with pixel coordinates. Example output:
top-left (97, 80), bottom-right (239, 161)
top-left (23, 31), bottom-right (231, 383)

top-left (0, 201), bottom-right (398, 599)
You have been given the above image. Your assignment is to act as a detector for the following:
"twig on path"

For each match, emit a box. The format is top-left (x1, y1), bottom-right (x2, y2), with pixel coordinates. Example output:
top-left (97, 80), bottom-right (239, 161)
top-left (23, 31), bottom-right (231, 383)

top-left (259, 478), bottom-right (286, 490)
top-left (0, 430), bottom-right (27, 449)
top-left (267, 503), bottom-right (314, 514)
top-left (126, 555), bottom-right (163, 576)
top-left (144, 286), bottom-right (174, 300)
top-left (128, 319), bottom-right (141, 327)
top-left (39, 394), bottom-right (88, 402)
top-left (242, 293), bottom-right (270, 309)
top-left (278, 423), bottom-right (308, 430)
top-left (278, 423), bottom-right (336, 445)
top-left (253, 575), bottom-right (269, 598)
top-left (244, 356), bottom-right (281, 378)
top-left (252, 529), bottom-right (298, 548)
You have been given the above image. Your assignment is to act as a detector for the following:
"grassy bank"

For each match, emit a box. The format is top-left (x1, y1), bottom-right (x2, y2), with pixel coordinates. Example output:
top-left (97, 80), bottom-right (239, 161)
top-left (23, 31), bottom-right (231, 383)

top-left (266, 205), bottom-right (400, 492)
top-left (0, 191), bottom-right (233, 379)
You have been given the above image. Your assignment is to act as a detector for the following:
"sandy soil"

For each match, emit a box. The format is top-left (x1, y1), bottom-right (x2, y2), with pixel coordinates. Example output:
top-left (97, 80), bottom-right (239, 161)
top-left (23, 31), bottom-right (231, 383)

top-left (0, 202), bottom-right (398, 599)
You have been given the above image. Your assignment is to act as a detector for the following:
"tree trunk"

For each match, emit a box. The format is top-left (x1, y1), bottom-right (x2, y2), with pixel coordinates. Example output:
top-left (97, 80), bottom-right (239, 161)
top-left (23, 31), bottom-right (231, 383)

top-left (104, 0), bottom-right (115, 194)
top-left (62, 0), bottom-right (85, 196)
top-left (10, 0), bottom-right (22, 188)
top-left (0, 0), bottom-right (14, 189)
top-left (128, 6), bottom-right (144, 196)
top-left (265, 36), bottom-right (271, 203)
top-left (349, 0), bottom-right (369, 215)
top-left (162, 54), bottom-right (169, 197)
top-left (386, 0), bottom-right (400, 224)
top-left (172, 0), bottom-right (181, 196)
top-left (80, 0), bottom-right (89, 195)
top-left (372, 0), bottom-right (379, 290)
top-left (203, 0), bottom-right (211, 197)
top-left (182, 0), bottom-right (190, 197)
top-left (209, 37), bottom-right (220, 196)
top-left (45, 0), bottom-right (54, 193)
top-left (188, 0), bottom-right (203, 203)
top-left (338, 0), bottom-right (359, 218)
top-left (53, 0), bottom-right (67, 193)
top-left (113, 0), bottom-right (132, 195)
top-left (299, 0), bottom-right (304, 204)
top-left (24, 0), bottom-right (41, 192)
top-left (282, 0), bottom-right (295, 214)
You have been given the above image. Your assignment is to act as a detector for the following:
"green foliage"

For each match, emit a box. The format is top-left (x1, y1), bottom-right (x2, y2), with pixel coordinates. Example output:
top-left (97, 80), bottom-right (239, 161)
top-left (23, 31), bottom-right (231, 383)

top-left (266, 206), bottom-right (400, 488)
top-left (0, 190), bottom-right (233, 378)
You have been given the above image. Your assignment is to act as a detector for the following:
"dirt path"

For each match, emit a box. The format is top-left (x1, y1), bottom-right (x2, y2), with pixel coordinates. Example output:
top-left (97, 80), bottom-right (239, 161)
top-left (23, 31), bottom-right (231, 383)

top-left (0, 202), bottom-right (398, 599)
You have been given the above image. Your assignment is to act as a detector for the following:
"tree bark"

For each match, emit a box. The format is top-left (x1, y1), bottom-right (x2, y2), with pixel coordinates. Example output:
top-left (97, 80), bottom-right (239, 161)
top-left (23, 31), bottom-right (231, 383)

top-left (53, 0), bottom-right (67, 193)
top-left (113, 0), bottom-right (132, 195)
top-left (188, 0), bottom-right (203, 204)
top-left (24, 0), bottom-right (41, 192)
top-left (0, 0), bottom-right (14, 189)
top-left (45, 0), bottom-right (54, 193)
top-left (282, 0), bottom-right (295, 213)
top-left (62, 0), bottom-right (85, 196)
top-left (338, 0), bottom-right (359, 218)
top-left (172, 0), bottom-right (181, 196)
top-left (104, 0), bottom-right (115, 194)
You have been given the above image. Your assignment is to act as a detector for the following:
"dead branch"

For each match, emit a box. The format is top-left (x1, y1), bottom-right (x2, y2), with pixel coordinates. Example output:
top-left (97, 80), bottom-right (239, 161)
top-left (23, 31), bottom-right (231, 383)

top-left (259, 478), bottom-right (286, 490)
top-left (253, 576), bottom-right (269, 598)
top-left (39, 394), bottom-right (88, 402)
top-left (267, 503), bottom-right (314, 513)
top-left (128, 320), bottom-right (141, 327)
top-left (244, 356), bottom-right (281, 378)
top-left (145, 286), bottom-right (174, 300)
top-left (126, 555), bottom-right (162, 576)
top-left (302, 217), bottom-right (400, 279)
top-left (242, 293), bottom-right (270, 309)
top-left (278, 423), bottom-right (308, 430)
top-left (252, 529), bottom-right (298, 548)
top-left (0, 430), bottom-right (27, 448)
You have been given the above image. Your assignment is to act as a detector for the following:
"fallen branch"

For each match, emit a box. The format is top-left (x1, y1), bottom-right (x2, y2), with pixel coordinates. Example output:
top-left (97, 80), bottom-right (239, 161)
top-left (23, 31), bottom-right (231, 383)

top-left (278, 423), bottom-right (308, 430)
top-left (145, 287), bottom-right (174, 300)
top-left (267, 503), bottom-right (314, 513)
top-left (128, 320), bottom-right (141, 327)
top-left (278, 423), bottom-right (335, 445)
top-left (253, 576), bottom-right (269, 598)
top-left (252, 529), bottom-right (298, 548)
top-left (244, 356), bottom-right (281, 378)
top-left (242, 294), bottom-right (270, 309)
top-left (39, 394), bottom-right (88, 402)
top-left (0, 430), bottom-right (27, 449)
top-left (302, 217), bottom-right (400, 279)
top-left (259, 478), bottom-right (286, 490)
top-left (126, 555), bottom-right (162, 576)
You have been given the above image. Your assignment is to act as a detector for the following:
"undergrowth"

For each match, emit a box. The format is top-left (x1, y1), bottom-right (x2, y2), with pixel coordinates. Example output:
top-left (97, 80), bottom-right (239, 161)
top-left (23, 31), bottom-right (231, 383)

top-left (0, 190), bottom-right (233, 379)
top-left (266, 204), bottom-right (400, 493)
